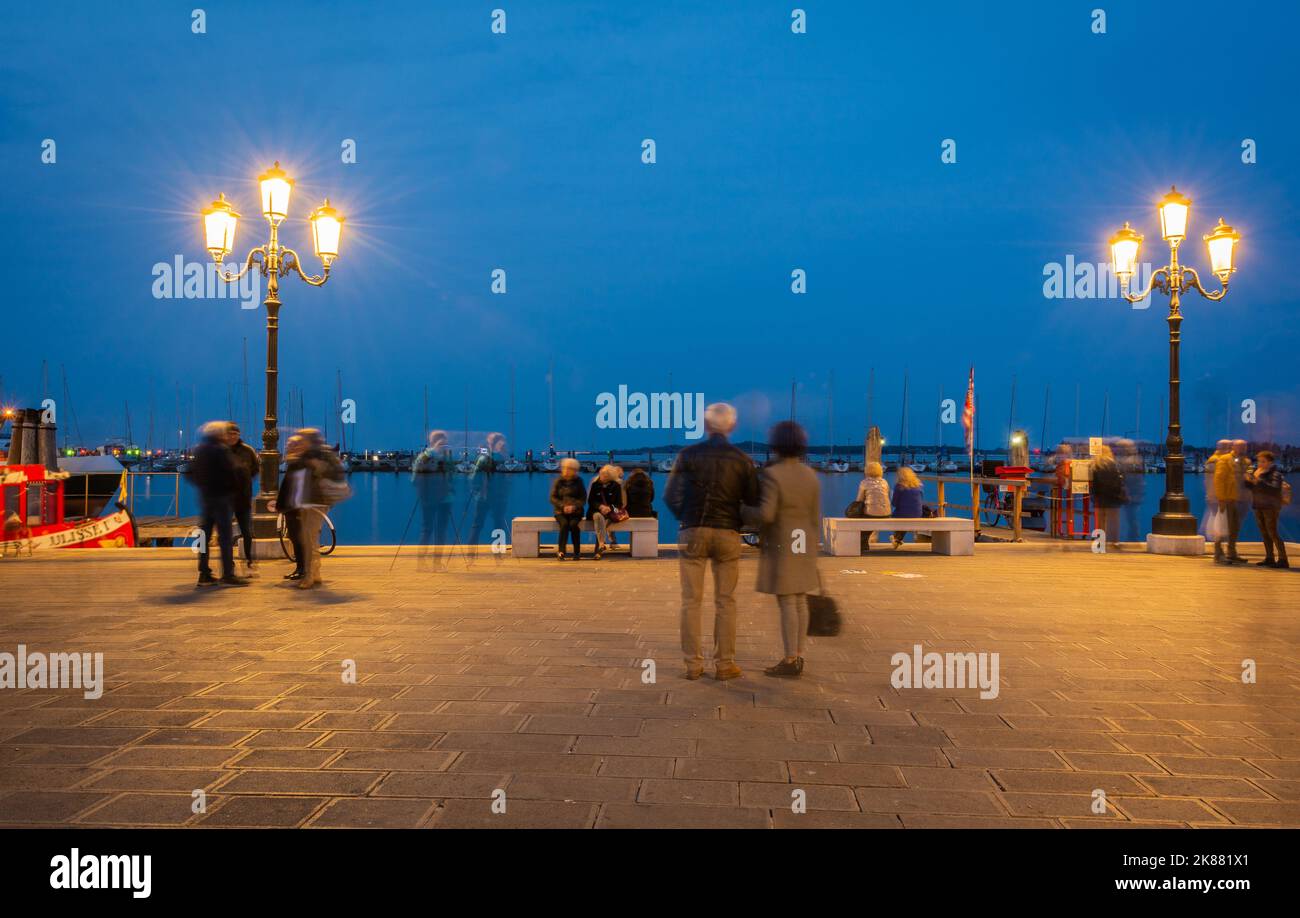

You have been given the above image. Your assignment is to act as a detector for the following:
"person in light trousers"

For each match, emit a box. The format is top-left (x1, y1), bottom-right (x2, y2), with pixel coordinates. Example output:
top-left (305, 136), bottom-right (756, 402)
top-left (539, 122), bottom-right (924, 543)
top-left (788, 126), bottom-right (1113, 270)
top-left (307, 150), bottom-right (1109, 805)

top-left (749, 420), bottom-right (821, 678)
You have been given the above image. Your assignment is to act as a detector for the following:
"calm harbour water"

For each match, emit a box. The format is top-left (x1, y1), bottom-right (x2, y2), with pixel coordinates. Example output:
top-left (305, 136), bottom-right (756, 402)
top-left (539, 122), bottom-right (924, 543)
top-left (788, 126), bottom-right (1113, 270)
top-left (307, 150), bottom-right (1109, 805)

top-left (133, 469), bottom-right (1299, 546)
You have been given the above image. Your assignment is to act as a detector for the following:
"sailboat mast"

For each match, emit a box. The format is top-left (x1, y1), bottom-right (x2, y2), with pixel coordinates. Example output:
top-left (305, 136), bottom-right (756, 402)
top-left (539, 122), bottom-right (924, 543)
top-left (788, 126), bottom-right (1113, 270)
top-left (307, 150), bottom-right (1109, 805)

top-left (547, 360), bottom-right (556, 447)
top-left (1040, 384), bottom-right (1050, 454)
top-left (508, 364), bottom-right (516, 456)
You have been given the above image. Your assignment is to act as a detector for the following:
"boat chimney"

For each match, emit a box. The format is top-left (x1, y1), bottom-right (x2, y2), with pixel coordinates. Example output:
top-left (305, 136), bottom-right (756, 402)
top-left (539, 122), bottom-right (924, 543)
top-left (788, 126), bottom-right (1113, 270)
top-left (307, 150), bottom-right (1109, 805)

top-left (38, 412), bottom-right (59, 471)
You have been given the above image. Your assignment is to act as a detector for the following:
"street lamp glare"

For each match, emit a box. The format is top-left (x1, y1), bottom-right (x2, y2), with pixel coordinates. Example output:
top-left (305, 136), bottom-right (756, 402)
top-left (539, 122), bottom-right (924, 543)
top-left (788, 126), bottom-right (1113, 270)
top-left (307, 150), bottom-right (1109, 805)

top-left (309, 199), bottom-right (344, 265)
top-left (201, 193), bottom-right (239, 262)
top-left (1109, 222), bottom-right (1142, 286)
top-left (258, 161), bottom-right (294, 226)
top-left (1157, 185), bottom-right (1191, 244)
top-left (1204, 218), bottom-right (1240, 281)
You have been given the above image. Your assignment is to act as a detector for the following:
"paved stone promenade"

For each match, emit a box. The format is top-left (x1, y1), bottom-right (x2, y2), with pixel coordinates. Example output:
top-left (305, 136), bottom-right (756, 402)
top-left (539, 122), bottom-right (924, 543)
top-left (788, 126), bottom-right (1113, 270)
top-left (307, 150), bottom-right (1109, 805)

top-left (1, 543), bottom-right (1297, 828)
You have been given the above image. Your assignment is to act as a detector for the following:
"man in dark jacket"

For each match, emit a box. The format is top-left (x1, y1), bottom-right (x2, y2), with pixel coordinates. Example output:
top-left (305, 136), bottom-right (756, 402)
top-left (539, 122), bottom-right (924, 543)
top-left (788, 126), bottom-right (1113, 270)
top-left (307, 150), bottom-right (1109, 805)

top-left (225, 422), bottom-right (261, 574)
top-left (187, 422), bottom-right (246, 587)
top-left (665, 402), bottom-right (759, 681)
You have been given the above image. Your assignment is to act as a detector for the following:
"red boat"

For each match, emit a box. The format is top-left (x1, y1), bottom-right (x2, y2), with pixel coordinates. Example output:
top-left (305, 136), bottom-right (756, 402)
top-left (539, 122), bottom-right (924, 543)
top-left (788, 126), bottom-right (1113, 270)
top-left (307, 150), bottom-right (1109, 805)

top-left (1, 463), bottom-right (136, 553)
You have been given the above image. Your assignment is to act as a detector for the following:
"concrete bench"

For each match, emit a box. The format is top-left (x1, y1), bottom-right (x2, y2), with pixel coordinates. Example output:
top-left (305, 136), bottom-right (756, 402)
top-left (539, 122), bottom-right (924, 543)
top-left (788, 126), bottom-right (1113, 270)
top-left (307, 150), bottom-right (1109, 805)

top-left (822, 517), bottom-right (974, 557)
top-left (511, 516), bottom-right (659, 558)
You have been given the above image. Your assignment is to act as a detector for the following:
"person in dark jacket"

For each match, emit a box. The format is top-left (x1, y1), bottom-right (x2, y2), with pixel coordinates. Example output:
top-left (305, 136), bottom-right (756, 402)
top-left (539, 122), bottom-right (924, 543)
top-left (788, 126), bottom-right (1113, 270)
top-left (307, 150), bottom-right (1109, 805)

top-left (275, 434), bottom-right (307, 580)
top-left (224, 422), bottom-right (261, 574)
top-left (550, 458), bottom-right (587, 560)
top-left (1246, 450), bottom-right (1290, 568)
top-left (891, 465), bottom-right (924, 548)
top-left (625, 468), bottom-right (657, 518)
top-left (586, 464), bottom-right (626, 560)
top-left (665, 402), bottom-right (759, 681)
top-left (187, 421), bottom-right (246, 587)
top-left (1090, 443), bottom-right (1126, 546)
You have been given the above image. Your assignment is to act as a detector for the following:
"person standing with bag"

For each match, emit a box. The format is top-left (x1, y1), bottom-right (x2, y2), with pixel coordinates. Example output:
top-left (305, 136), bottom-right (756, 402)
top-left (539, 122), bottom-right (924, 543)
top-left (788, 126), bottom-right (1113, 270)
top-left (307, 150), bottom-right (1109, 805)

top-left (748, 421), bottom-right (821, 678)
top-left (284, 428), bottom-right (347, 589)
top-left (1246, 450), bottom-right (1290, 569)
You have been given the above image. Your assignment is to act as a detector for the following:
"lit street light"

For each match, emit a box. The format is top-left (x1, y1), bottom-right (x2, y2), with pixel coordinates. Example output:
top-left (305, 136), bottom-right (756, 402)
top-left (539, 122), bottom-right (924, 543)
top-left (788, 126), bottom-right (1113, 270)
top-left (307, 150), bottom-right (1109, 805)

top-left (1109, 186), bottom-right (1240, 554)
top-left (202, 163), bottom-right (345, 556)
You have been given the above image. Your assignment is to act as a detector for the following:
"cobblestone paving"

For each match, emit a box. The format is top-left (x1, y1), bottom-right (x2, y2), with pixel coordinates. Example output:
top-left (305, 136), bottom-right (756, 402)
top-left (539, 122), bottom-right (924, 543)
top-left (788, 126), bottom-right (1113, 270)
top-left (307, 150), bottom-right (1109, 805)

top-left (1, 543), bottom-right (1297, 828)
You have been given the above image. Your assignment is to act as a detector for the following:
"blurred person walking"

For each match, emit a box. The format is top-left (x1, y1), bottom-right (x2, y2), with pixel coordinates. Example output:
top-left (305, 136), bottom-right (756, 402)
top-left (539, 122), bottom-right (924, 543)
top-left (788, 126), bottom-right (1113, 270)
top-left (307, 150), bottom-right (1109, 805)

top-left (1245, 450), bottom-right (1290, 569)
top-left (1203, 440), bottom-right (1231, 543)
top-left (1090, 443), bottom-right (1126, 547)
top-left (413, 430), bottom-right (454, 571)
top-left (275, 434), bottom-right (307, 581)
top-left (749, 421), bottom-right (820, 678)
top-left (188, 421), bottom-right (246, 587)
top-left (225, 422), bottom-right (261, 575)
top-left (1116, 439), bottom-right (1145, 541)
top-left (1212, 440), bottom-right (1250, 564)
top-left (279, 428), bottom-right (346, 588)
top-left (665, 402), bottom-right (758, 681)
top-left (467, 433), bottom-right (510, 565)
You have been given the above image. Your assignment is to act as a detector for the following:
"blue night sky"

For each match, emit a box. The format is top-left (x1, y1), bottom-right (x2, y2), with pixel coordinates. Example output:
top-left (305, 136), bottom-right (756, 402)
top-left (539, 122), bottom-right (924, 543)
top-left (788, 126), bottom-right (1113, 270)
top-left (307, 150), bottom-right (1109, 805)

top-left (2, 0), bottom-right (1296, 454)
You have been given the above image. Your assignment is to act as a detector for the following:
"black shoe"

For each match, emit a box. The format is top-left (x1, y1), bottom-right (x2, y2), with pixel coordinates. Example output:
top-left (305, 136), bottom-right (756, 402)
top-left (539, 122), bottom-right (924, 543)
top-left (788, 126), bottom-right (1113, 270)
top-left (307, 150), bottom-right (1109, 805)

top-left (764, 659), bottom-right (803, 678)
top-left (284, 570), bottom-right (304, 580)
top-left (197, 573), bottom-right (218, 587)
top-left (1256, 559), bottom-right (1274, 567)
top-left (219, 574), bottom-right (251, 587)
top-left (1229, 556), bottom-right (1249, 565)
top-left (1275, 560), bottom-right (1291, 569)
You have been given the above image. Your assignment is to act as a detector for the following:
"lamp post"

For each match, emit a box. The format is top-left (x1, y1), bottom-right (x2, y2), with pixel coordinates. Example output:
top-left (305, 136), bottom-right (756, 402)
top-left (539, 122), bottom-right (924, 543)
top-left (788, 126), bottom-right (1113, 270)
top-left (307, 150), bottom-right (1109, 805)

top-left (1109, 186), bottom-right (1240, 555)
top-left (202, 163), bottom-right (345, 556)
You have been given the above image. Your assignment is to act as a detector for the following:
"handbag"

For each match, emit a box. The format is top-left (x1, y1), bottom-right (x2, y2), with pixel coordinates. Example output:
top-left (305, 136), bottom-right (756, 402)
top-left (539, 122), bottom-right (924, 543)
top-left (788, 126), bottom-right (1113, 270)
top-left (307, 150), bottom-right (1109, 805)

top-left (598, 482), bottom-right (629, 522)
top-left (807, 593), bottom-right (841, 636)
top-left (844, 500), bottom-right (865, 518)
top-left (806, 573), bottom-right (841, 636)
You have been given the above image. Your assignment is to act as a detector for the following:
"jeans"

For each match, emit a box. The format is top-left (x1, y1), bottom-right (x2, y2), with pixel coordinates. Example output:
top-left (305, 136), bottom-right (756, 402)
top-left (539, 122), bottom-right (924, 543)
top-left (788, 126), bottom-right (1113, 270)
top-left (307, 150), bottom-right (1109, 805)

top-left (234, 501), bottom-right (253, 563)
top-left (198, 496), bottom-right (234, 578)
top-left (284, 509), bottom-right (304, 573)
top-left (777, 593), bottom-right (809, 658)
top-left (1255, 508), bottom-right (1288, 564)
top-left (418, 499), bottom-right (451, 564)
top-left (678, 527), bottom-right (742, 668)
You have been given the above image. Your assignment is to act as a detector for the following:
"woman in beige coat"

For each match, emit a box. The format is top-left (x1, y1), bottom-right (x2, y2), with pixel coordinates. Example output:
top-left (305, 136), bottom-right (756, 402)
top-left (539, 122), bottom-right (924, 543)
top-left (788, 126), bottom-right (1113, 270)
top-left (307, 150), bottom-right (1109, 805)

top-left (751, 420), bottom-right (821, 677)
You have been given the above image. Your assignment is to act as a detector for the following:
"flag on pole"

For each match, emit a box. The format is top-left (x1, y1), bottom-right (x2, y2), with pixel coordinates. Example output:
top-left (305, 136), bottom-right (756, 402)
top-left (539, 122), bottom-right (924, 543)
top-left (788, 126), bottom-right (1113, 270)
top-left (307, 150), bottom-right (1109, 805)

top-left (961, 367), bottom-right (975, 457)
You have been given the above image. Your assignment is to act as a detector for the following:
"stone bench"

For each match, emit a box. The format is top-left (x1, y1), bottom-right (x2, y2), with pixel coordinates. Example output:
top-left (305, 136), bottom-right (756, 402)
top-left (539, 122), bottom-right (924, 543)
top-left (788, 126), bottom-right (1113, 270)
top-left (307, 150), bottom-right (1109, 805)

top-left (822, 517), bottom-right (974, 557)
top-left (511, 516), bottom-right (659, 558)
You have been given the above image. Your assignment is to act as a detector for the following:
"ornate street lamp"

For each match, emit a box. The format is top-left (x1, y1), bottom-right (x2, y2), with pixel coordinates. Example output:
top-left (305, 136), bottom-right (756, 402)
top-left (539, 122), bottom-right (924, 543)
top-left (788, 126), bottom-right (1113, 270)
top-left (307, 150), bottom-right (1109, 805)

top-left (202, 163), bottom-right (345, 556)
top-left (1109, 186), bottom-right (1239, 554)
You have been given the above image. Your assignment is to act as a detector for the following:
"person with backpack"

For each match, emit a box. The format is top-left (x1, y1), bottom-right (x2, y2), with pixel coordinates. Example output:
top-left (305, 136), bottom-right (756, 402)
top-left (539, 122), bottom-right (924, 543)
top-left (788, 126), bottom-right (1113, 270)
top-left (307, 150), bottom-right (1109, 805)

top-left (1246, 450), bottom-right (1290, 569)
top-left (276, 428), bottom-right (347, 589)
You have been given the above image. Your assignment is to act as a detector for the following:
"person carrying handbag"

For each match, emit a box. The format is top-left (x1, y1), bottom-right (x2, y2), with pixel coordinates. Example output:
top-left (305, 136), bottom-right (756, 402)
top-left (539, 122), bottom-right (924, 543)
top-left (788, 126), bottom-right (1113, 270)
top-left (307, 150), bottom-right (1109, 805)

top-left (587, 464), bottom-right (628, 560)
top-left (746, 420), bottom-right (822, 678)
